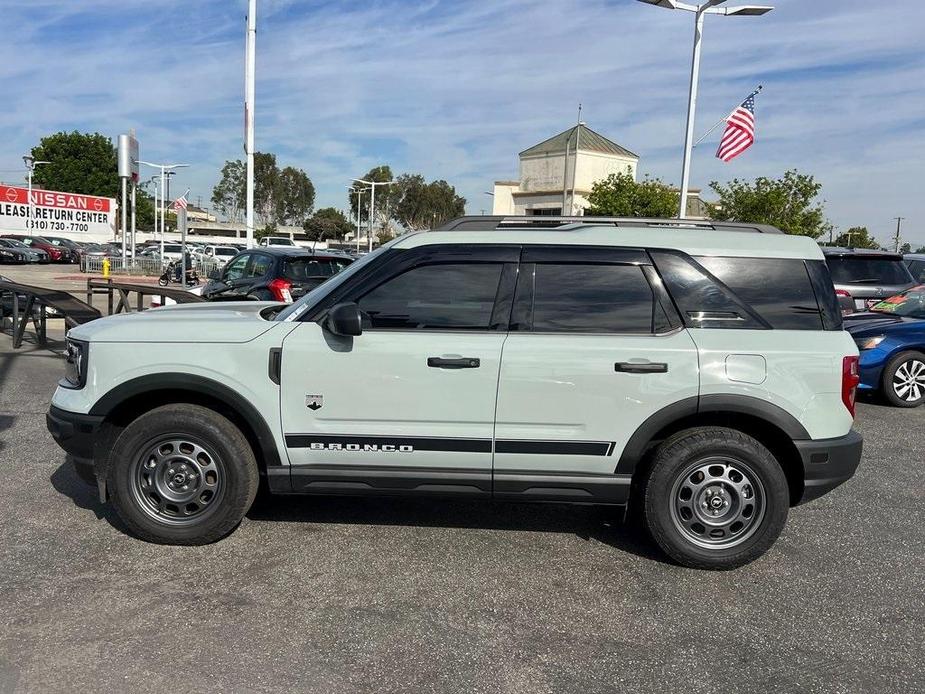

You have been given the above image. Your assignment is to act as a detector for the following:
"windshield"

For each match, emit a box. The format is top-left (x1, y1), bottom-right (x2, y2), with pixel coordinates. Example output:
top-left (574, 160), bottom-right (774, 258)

top-left (275, 239), bottom-right (401, 322)
top-left (1, 239), bottom-right (28, 248)
top-left (827, 257), bottom-right (912, 285)
top-left (870, 286), bottom-right (925, 318)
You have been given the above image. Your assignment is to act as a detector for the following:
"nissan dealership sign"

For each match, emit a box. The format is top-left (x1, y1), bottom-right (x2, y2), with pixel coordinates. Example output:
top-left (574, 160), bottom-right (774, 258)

top-left (0, 184), bottom-right (116, 237)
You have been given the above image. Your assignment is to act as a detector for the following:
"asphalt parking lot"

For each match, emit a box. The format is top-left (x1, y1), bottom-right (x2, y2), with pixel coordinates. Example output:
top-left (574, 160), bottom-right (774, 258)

top-left (0, 325), bottom-right (923, 693)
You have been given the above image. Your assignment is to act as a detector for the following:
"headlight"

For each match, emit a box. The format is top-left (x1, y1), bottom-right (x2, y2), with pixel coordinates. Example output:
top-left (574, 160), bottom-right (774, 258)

top-left (63, 337), bottom-right (89, 388)
top-left (854, 335), bottom-right (885, 350)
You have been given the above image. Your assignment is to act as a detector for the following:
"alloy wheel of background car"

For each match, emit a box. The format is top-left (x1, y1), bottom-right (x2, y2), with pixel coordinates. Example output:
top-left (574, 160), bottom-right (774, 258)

top-left (891, 359), bottom-right (925, 403)
top-left (882, 351), bottom-right (925, 408)
top-left (668, 456), bottom-right (766, 550)
top-left (130, 436), bottom-right (226, 526)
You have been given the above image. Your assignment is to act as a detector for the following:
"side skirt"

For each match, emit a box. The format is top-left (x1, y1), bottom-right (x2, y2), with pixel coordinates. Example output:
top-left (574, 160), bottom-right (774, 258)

top-left (269, 465), bottom-right (630, 505)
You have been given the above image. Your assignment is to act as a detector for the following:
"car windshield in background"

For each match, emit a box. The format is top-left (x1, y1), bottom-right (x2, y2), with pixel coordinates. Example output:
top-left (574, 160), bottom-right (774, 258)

top-left (215, 248), bottom-right (237, 257)
top-left (827, 257), bottom-right (912, 285)
top-left (870, 286), bottom-right (925, 318)
top-left (1, 239), bottom-right (29, 248)
top-left (282, 257), bottom-right (351, 281)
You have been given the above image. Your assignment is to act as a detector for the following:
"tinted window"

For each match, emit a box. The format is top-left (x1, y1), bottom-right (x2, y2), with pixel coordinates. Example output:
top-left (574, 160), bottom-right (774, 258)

top-left (906, 260), bottom-right (925, 283)
top-left (283, 258), bottom-right (350, 281)
top-left (697, 256), bottom-right (823, 330)
top-left (358, 263), bottom-right (503, 330)
top-left (248, 254), bottom-right (272, 277)
top-left (224, 254), bottom-right (250, 281)
top-left (826, 257), bottom-right (913, 285)
top-left (650, 251), bottom-right (766, 330)
top-left (528, 263), bottom-right (658, 333)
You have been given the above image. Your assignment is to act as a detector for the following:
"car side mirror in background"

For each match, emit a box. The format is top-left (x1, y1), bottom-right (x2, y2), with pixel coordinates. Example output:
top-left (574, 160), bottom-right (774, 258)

top-left (325, 302), bottom-right (362, 337)
top-left (207, 269), bottom-right (221, 280)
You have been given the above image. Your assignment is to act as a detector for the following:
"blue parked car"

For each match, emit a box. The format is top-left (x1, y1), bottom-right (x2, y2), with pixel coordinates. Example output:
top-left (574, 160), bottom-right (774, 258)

top-left (846, 285), bottom-right (925, 407)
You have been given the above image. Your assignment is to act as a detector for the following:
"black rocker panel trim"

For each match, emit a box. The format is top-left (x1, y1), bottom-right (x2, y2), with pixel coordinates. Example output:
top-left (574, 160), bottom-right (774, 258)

top-left (89, 373), bottom-right (283, 467)
top-left (493, 471), bottom-right (631, 504)
top-left (287, 465), bottom-right (492, 497)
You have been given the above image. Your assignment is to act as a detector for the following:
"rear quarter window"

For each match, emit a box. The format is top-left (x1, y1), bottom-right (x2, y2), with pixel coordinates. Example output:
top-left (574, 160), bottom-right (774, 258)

top-left (696, 256), bottom-right (825, 330)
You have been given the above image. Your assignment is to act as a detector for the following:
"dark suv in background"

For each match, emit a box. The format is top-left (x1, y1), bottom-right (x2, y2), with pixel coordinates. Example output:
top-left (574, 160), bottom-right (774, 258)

top-left (823, 248), bottom-right (915, 314)
top-left (202, 247), bottom-right (353, 302)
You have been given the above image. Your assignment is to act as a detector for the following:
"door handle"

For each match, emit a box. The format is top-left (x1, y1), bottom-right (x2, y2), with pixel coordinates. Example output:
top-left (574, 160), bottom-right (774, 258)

top-left (427, 356), bottom-right (481, 369)
top-left (615, 361), bottom-right (668, 374)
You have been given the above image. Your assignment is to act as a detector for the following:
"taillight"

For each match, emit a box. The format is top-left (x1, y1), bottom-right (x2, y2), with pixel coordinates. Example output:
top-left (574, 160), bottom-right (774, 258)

top-left (835, 289), bottom-right (853, 316)
top-left (842, 355), bottom-right (860, 417)
top-left (268, 278), bottom-right (293, 303)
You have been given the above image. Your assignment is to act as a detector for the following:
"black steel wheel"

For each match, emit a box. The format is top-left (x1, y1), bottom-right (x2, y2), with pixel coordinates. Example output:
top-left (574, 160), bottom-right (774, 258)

top-left (107, 404), bottom-right (259, 545)
top-left (641, 426), bottom-right (789, 570)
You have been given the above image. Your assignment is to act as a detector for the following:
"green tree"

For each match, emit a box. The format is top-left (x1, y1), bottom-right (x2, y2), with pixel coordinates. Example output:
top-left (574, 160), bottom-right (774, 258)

top-left (30, 131), bottom-right (119, 198)
top-left (586, 171), bottom-right (678, 218)
top-left (899, 242), bottom-right (911, 255)
top-left (392, 174), bottom-right (466, 230)
top-left (303, 207), bottom-right (352, 243)
top-left (915, 246), bottom-right (925, 254)
top-left (834, 226), bottom-right (880, 249)
top-left (211, 153), bottom-right (313, 227)
top-left (710, 169), bottom-right (832, 238)
top-left (211, 160), bottom-right (245, 222)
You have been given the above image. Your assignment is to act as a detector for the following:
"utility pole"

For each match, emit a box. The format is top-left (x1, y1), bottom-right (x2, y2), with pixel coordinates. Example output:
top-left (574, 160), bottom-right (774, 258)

top-left (245, 0), bottom-right (257, 249)
top-left (353, 178), bottom-right (396, 252)
top-left (893, 217), bottom-right (905, 253)
top-left (22, 155), bottom-right (50, 233)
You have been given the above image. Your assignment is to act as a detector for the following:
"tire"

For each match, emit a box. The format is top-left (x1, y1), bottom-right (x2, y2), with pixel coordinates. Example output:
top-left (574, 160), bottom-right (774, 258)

top-left (248, 289), bottom-right (273, 301)
top-left (641, 426), bottom-right (789, 570)
top-left (157, 275), bottom-right (169, 287)
top-left (881, 350), bottom-right (925, 408)
top-left (106, 404), bottom-right (259, 545)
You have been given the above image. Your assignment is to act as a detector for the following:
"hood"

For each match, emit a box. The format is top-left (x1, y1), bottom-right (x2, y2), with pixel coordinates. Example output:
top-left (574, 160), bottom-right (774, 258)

top-left (844, 312), bottom-right (911, 335)
top-left (68, 301), bottom-right (285, 343)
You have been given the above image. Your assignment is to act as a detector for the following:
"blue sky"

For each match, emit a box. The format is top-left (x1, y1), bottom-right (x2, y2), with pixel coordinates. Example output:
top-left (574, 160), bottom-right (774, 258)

top-left (0, 0), bottom-right (922, 245)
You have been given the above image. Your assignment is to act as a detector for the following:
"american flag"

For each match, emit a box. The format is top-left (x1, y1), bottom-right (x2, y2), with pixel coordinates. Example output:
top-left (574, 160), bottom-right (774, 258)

top-left (716, 92), bottom-right (757, 162)
top-left (172, 193), bottom-right (188, 211)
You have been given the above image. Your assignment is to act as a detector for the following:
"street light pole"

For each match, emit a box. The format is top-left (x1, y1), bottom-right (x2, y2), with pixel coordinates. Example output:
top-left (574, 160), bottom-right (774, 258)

top-left (348, 188), bottom-right (365, 253)
top-left (637, 0), bottom-right (773, 218)
top-left (245, 0), bottom-right (257, 249)
top-left (352, 178), bottom-right (396, 252)
top-left (22, 156), bottom-right (50, 233)
top-left (137, 161), bottom-right (188, 260)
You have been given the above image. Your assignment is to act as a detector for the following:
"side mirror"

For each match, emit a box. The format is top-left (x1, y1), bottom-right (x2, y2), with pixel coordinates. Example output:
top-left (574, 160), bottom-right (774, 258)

top-left (325, 302), bottom-right (362, 337)
top-left (208, 269), bottom-right (221, 280)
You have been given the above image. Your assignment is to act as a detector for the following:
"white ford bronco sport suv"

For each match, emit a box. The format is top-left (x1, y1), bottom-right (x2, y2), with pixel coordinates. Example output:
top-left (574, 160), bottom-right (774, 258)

top-left (47, 217), bottom-right (863, 569)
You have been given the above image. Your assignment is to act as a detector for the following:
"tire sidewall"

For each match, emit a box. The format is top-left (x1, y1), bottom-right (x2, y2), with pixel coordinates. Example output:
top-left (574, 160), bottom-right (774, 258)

top-left (643, 428), bottom-right (790, 570)
top-left (108, 405), bottom-right (258, 544)
top-left (882, 351), bottom-right (925, 408)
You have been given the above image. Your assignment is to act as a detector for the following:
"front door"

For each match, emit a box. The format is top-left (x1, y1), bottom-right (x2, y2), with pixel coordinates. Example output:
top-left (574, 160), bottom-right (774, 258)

top-left (279, 247), bottom-right (518, 495)
top-left (492, 247), bottom-right (700, 501)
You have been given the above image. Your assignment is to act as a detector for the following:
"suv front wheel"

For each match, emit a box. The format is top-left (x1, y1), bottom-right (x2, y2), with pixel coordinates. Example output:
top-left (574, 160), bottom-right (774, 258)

top-left (642, 427), bottom-right (789, 570)
top-left (107, 404), bottom-right (259, 545)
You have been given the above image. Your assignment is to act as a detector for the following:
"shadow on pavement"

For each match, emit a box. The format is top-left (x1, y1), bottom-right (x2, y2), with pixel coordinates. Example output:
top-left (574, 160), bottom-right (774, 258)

top-left (248, 492), bottom-right (671, 564)
top-left (49, 458), bottom-right (123, 527)
top-left (0, 413), bottom-right (13, 455)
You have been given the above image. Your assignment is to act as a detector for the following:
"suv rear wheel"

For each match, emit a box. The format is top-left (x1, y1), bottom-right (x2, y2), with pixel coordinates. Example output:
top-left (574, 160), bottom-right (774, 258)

top-left (882, 350), bottom-right (925, 407)
top-left (641, 427), bottom-right (789, 570)
top-left (107, 404), bottom-right (259, 545)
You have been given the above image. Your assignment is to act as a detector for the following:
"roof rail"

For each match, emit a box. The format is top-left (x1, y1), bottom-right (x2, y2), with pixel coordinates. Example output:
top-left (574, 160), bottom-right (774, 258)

top-left (435, 215), bottom-right (783, 234)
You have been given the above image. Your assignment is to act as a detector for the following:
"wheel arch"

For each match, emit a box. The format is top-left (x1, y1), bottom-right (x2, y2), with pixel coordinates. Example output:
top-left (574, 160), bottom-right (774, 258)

top-left (89, 374), bottom-right (283, 478)
top-left (617, 395), bottom-right (808, 506)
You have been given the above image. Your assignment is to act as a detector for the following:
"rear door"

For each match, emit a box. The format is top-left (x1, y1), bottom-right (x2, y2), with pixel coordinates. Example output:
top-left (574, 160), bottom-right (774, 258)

top-left (493, 246), bottom-right (699, 501)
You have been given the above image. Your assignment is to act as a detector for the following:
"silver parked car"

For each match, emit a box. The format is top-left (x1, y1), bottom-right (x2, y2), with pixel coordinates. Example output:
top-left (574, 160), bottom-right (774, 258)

top-left (823, 247), bottom-right (915, 314)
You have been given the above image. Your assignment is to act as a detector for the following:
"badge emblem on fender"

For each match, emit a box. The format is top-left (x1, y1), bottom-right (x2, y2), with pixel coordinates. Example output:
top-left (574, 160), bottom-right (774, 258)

top-left (305, 394), bottom-right (323, 411)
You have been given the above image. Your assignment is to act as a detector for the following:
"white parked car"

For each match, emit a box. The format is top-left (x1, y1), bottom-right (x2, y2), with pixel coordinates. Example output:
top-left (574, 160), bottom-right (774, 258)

top-left (258, 236), bottom-right (296, 248)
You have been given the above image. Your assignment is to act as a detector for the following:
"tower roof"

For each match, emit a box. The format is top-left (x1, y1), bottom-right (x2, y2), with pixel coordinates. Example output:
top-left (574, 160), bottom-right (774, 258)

top-left (519, 125), bottom-right (638, 159)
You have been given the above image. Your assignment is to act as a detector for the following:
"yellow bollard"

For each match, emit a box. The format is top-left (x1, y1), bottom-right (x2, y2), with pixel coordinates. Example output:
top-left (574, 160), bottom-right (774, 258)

top-left (102, 257), bottom-right (110, 278)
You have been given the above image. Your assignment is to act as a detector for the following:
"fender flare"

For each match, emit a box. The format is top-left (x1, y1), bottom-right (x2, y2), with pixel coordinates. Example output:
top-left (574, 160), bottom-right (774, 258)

top-left (89, 373), bottom-right (283, 468)
top-left (615, 394), bottom-right (809, 475)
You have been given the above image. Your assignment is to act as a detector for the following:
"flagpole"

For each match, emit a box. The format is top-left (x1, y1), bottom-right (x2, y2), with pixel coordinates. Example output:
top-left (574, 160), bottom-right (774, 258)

top-left (694, 85), bottom-right (762, 147)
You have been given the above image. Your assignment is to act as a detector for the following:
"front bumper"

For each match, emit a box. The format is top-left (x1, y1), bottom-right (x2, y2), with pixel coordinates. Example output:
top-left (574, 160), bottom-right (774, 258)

top-left (794, 430), bottom-right (864, 504)
top-left (46, 405), bottom-right (104, 460)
